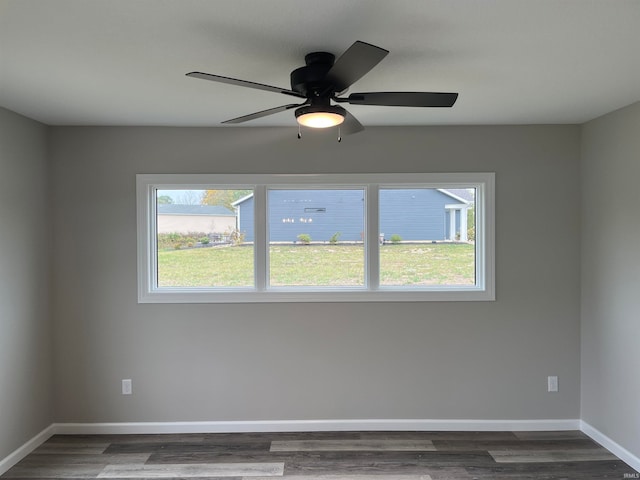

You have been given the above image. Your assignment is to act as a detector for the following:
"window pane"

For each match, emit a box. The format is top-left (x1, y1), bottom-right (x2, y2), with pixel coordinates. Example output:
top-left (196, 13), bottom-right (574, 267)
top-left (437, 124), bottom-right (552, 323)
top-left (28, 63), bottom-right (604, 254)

top-left (156, 189), bottom-right (254, 287)
top-left (379, 188), bottom-right (476, 286)
top-left (267, 189), bottom-right (365, 287)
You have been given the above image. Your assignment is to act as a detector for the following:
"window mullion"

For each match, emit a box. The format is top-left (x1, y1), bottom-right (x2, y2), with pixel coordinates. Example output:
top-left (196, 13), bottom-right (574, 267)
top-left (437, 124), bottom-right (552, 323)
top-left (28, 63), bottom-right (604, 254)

top-left (366, 184), bottom-right (380, 290)
top-left (254, 184), bottom-right (268, 291)
top-left (150, 186), bottom-right (159, 290)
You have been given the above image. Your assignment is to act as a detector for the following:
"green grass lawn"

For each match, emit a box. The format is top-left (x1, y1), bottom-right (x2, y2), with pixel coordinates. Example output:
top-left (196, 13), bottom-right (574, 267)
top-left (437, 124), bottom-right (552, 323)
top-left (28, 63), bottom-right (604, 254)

top-left (157, 243), bottom-right (475, 287)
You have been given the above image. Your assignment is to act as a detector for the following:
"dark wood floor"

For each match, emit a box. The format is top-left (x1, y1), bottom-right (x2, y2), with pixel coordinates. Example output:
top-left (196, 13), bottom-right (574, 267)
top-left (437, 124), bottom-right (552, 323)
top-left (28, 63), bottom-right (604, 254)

top-left (2, 430), bottom-right (637, 480)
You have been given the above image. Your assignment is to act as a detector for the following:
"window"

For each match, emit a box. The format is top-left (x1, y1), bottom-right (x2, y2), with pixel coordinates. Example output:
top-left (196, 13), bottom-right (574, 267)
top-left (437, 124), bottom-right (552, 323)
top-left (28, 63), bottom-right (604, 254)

top-left (268, 188), bottom-right (365, 288)
top-left (155, 188), bottom-right (254, 288)
top-left (137, 173), bottom-right (494, 303)
top-left (378, 187), bottom-right (476, 287)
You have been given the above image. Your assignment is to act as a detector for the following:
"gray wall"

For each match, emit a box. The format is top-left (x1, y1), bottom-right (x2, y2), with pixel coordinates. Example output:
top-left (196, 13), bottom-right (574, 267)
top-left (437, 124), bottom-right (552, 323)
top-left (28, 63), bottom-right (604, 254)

top-left (581, 102), bottom-right (640, 458)
top-left (49, 125), bottom-right (581, 423)
top-left (0, 108), bottom-right (52, 460)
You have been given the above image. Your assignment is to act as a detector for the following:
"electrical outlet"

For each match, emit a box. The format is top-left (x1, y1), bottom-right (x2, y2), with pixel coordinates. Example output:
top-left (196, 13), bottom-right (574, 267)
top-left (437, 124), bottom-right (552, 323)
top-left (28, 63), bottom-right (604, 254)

top-left (122, 379), bottom-right (132, 395)
top-left (547, 376), bottom-right (558, 392)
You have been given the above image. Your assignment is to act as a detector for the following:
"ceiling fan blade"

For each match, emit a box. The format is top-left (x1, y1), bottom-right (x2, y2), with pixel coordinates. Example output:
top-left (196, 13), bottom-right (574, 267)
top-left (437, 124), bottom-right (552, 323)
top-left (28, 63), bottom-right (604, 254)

top-left (345, 92), bottom-right (458, 107)
top-left (186, 72), bottom-right (306, 99)
top-left (222, 103), bottom-right (307, 124)
top-left (340, 109), bottom-right (365, 135)
top-left (325, 41), bottom-right (389, 93)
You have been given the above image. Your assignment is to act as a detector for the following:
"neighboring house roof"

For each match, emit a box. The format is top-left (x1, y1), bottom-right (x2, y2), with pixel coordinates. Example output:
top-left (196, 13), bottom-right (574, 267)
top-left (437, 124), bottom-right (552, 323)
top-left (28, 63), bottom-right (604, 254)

top-left (231, 193), bottom-right (254, 207)
top-left (232, 189), bottom-right (473, 206)
top-left (157, 204), bottom-right (235, 216)
top-left (439, 188), bottom-right (475, 204)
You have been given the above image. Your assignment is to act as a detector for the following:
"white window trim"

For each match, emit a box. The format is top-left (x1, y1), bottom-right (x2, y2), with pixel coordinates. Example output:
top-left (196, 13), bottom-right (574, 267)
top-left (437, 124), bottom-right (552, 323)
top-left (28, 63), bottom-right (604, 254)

top-left (137, 173), bottom-right (495, 303)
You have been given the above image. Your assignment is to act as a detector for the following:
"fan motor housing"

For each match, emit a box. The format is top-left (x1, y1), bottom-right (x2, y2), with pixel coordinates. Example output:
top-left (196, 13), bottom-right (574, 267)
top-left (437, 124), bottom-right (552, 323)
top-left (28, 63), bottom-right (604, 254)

top-left (290, 51), bottom-right (335, 96)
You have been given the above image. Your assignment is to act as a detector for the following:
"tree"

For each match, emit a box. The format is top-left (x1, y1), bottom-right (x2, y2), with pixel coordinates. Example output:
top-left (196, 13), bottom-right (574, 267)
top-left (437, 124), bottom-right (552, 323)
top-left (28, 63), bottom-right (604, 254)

top-left (201, 189), bottom-right (252, 210)
top-left (467, 205), bottom-right (476, 241)
top-left (157, 195), bottom-right (174, 205)
top-left (175, 190), bottom-right (203, 205)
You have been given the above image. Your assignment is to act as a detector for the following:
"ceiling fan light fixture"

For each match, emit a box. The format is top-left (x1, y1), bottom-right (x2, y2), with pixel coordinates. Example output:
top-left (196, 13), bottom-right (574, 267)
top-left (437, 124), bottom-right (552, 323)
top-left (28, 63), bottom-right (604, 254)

top-left (188, 41), bottom-right (457, 136)
top-left (295, 105), bottom-right (346, 128)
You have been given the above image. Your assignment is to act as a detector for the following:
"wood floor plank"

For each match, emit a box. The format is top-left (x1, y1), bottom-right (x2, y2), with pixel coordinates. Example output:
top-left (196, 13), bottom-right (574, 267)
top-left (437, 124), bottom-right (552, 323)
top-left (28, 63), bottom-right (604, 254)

top-left (105, 441), bottom-right (271, 455)
top-left (32, 443), bottom-right (110, 455)
top-left (513, 430), bottom-right (590, 441)
top-left (465, 459), bottom-right (637, 478)
top-left (282, 451), bottom-right (496, 475)
top-left (97, 463), bottom-right (285, 478)
top-left (489, 448), bottom-right (618, 463)
top-left (16, 453), bottom-right (151, 466)
top-left (282, 464), bottom-right (474, 479)
top-left (2, 478), bottom-right (243, 480)
top-left (356, 431), bottom-right (519, 441)
top-left (270, 440), bottom-right (436, 452)
top-left (249, 475), bottom-right (433, 480)
top-left (196, 432), bottom-right (361, 443)
top-left (146, 450), bottom-right (485, 466)
top-left (3, 463), bottom-right (106, 478)
top-left (432, 438), bottom-right (601, 451)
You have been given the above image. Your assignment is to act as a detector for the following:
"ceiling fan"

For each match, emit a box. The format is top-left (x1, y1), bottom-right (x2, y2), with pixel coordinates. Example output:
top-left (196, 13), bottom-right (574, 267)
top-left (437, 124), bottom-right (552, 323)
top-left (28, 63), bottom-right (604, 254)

top-left (186, 41), bottom-right (458, 137)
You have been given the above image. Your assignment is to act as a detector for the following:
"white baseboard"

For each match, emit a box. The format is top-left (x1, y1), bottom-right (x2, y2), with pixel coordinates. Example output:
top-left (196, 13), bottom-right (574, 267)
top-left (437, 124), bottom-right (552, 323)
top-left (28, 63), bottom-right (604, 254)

top-left (581, 420), bottom-right (640, 473)
top-left (53, 418), bottom-right (580, 435)
top-left (0, 424), bottom-right (56, 476)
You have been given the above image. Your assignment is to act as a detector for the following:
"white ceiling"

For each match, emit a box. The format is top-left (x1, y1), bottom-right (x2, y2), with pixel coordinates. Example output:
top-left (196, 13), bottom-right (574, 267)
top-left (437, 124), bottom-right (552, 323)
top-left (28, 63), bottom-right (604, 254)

top-left (1, 0), bottom-right (639, 127)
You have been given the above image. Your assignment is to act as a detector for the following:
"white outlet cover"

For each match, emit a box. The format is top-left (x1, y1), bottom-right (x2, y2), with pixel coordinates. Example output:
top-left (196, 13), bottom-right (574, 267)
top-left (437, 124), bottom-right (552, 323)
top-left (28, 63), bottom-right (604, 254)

top-left (547, 376), bottom-right (558, 392)
top-left (122, 379), bottom-right (132, 395)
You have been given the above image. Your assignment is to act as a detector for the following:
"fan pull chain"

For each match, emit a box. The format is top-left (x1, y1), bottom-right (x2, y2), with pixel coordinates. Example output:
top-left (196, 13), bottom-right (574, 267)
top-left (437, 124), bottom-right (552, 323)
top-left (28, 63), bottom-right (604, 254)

top-left (297, 124), bottom-right (302, 139)
top-left (337, 127), bottom-right (342, 143)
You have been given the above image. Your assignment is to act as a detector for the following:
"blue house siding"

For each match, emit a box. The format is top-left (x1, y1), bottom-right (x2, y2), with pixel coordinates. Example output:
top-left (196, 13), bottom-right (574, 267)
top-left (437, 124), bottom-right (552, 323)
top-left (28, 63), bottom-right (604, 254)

top-left (237, 195), bottom-right (255, 241)
top-left (269, 189), bottom-right (364, 242)
top-left (379, 189), bottom-right (451, 240)
top-left (238, 190), bottom-right (365, 243)
top-left (236, 188), bottom-right (467, 243)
